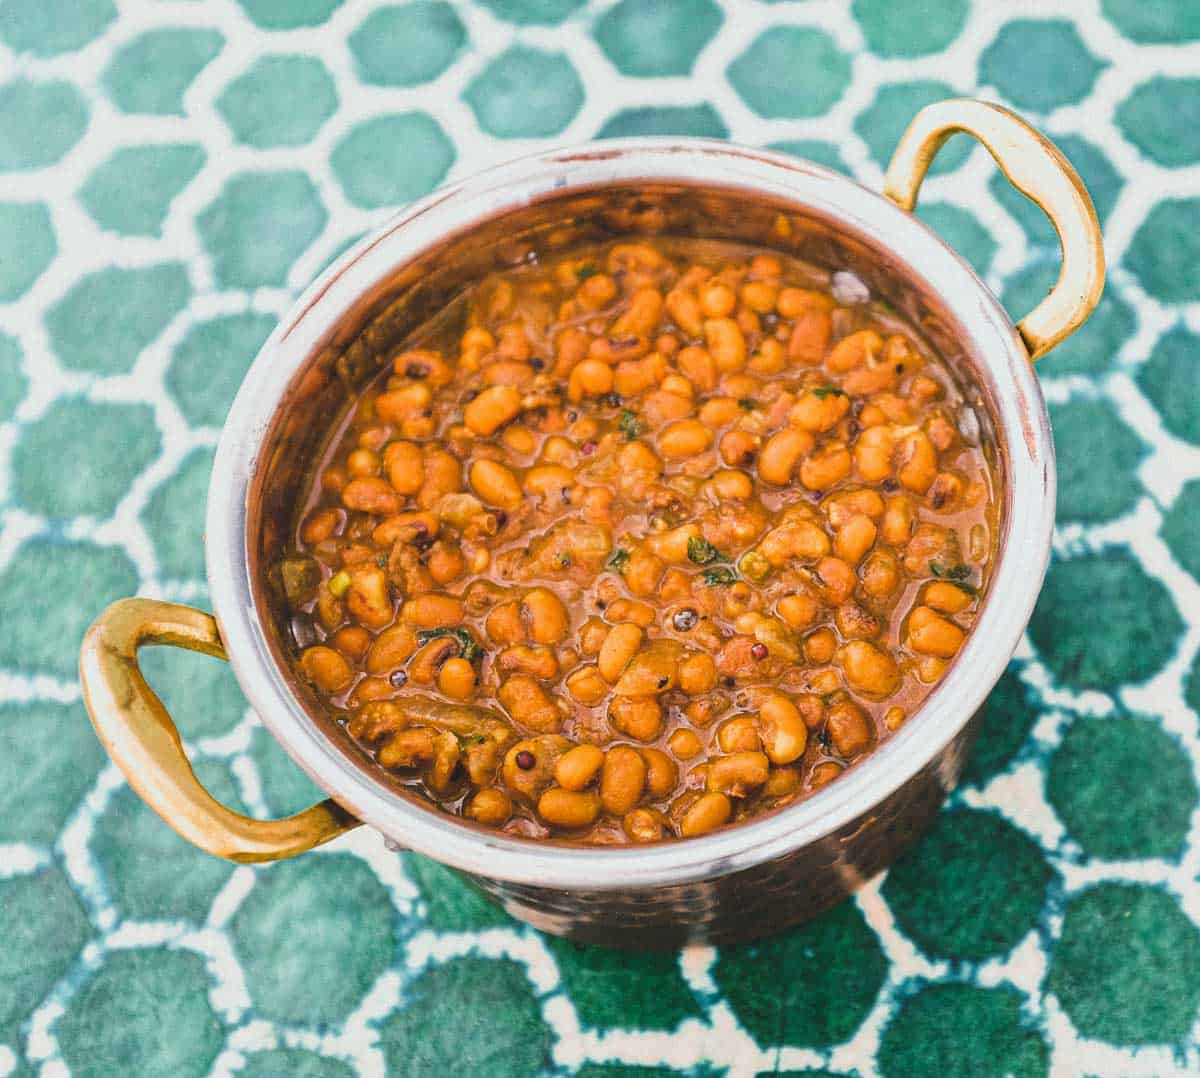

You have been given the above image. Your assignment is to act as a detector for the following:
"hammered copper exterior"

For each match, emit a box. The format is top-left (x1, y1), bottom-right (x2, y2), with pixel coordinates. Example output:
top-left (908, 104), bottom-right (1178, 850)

top-left (472, 712), bottom-right (979, 948)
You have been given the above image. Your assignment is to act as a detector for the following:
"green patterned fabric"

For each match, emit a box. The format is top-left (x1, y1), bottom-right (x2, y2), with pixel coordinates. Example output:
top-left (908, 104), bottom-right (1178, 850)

top-left (1, 2), bottom-right (1198, 1074)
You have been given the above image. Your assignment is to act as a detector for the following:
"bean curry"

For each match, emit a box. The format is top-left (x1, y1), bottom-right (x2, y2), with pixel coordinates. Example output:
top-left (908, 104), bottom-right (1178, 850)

top-left (277, 237), bottom-right (998, 844)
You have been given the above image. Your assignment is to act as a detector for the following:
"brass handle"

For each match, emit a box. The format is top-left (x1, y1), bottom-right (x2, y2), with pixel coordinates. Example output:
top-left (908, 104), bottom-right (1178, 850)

top-left (883, 98), bottom-right (1105, 361)
top-left (79, 597), bottom-right (360, 863)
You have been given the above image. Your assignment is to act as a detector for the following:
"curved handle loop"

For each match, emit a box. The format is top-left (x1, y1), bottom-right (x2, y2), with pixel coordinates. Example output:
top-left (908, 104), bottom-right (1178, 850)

top-left (80, 597), bottom-right (359, 863)
top-left (883, 98), bottom-right (1105, 361)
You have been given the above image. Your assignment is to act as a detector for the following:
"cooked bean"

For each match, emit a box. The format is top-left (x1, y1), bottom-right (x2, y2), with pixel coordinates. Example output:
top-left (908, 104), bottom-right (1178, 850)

top-left (613, 287), bottom-right (664, 337)
top-left (503, 425), bottom-right (537, 455)
top-left (750, 337), bottom-right (787, 374)
top-left (438, 657), bottom-right (477, 700)
top-left (678, 652), bottom-right (717, 695)
top-left (720, 429), bottom-right (761, 468)
top-left (788, 309), bottom-right (832, 364)
top-left (345, 701), bottom-right (405, 744)
top-left (881, 495), bottom-right (913, 545)
top-left (640, 748), bottom-right (678, 798)
top-left (426, 541), bottom-right (465, 586)
top-left (705, 318), bottom-right (747, 371)
top-left (759, 428), bottom-right (815, 485)
top-left (568, 358), bottom-right (615, 402)
top-left (330, 625), bottom-right (371, 660)
top-left (342, 476), bottom-right (400, 515)
top-left (717, 715), bottom-right (761, 754)
top-left (376, 383), bottom-right (432, 423)
top-left (346, 565), bottom-right (392, 629)
top-left (708, 469), bottom-right (754, 500)
top-left (578, 273), bottom-right (618, 309)
top-left (700, 281), bottom-right (736, 318)
top-left (777, 592), bottom-right (819, 628)
top-left (302, 508), bottom-right (342, 545)
top-left (861, 549), bottom-right (900, 598)
top-left (834, 514), bottom-right (877, 566)
top-left (538, 787), bottom-right (601, 829)
top-left (812, 556), bottom-right (856, 604)
top-left (836, 601), bottom-right (880, 640)
top-left (499, 675), bottom-right (562, 733)
top-left (800, 442), bottom-right (852, 491)
top-left (925, 581), bottom-right (972, 614)
top-left (378, 727), bottom-right (437, 768)
top-left (916, 654), bottom-right (948, 683)
top-left (679, 791), bottom-right (732, 836)
top-left (624, 807), bottom-right (669, 842)
top-left (791, 388), bottom-right (850, 432)
top-left (502, 735), bottom-right (571, 802)
top-left (644, 390), bottom-right (694, 426)
top-left (600, 745), bottom-right (646, 814)
top-left (401, 593), bottom-right (465, 628)
top-left (469, 458), bottom-right (522, 510)
top-left (604, 598), bottom-right (656, 627)
top-left (381, 440), bottom-right (424, 496)
top-left (347, 449), bottom-right (380, 479)
top-left (464, 385), bottom-right (522, 435)
top-left (522, 587), bottom-right (569, 644)
top-left (350, 676), bottom-right (394, 705)
top-left (759, 518), bottom-right (830, 564)
top-left (907, 605), bottom-right (966, 657)
top-left (667, 290), bottom-right (705, 338)
top-left (804, 627), bottom-right (836, 664)
top-left (896, 430), bottom-right (938, 493)
top-left (854, 426), bottom-right (893, 483)
top-left (555, 744), bottom-right (605, 791)
top-left (598, 622), bottom-right (643, 682)
top-left (827, 329), bottom-right (882, 372)
top-left (425, 730), bottom-right (462, 793)
top-left (374, 510), bottom-right (440, 547)
top-left (299, 646), bottom-right (353, 692)
top-left (465, 788), bottom-right (512, 826)
top-left (486, 600), bottom-right (525, 645)
top-left (758, 693), bottom-right (808, 765)
top-left (623, 548), bottom-right (665, 597)
top-left (667, 728), bottom-right (703, 759)
top-left (523, 465), bottom-right (575, 498)
top-left (608, 695), bottom-right (662, 741)
top-left (417, 450), bottom-right (463, 509)
top-left (827, 699), bottom-right (873, 758)
top-left (839, 640), bottom-right (901, 697)
top-left (565, 664), bottom-right (608, 705)
top-left (707, 752), bottom-right (770, 796)
top-left (810, 762), bottom-right (842, 790)
top-left (408, 637), bottom-right (459, 685)
top-left (613, 641), bottom-right (682, 695)
top-left (658, 419), bottom-right (714, 459)
top-left (741, 279), bottom-right (778, 313)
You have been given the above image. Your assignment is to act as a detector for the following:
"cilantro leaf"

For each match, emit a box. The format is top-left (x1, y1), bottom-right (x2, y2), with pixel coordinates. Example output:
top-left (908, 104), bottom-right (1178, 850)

top-left (930, 561), bottom-right (977, 593)
top-left (811, 385), bottom-right (846, 400)
top-left (607, 549), bottom-right (630, 571)
top-left (701, 566), bottom-right (737, 586)
top-left (737, 398), bottom-right (758, 411)
top-left (687, 536), bottom-right (728, 566)
top-left (619, 409), bottom-right (644, 440)
top-left (576, 263), bottom-right (599, 281)
top-left (415, 627), bottom-right (484, 663)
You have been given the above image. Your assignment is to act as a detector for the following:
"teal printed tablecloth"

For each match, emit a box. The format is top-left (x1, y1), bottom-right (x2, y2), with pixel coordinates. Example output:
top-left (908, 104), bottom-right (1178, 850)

top-left (2, 1), bottom-right (1199, 1075)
